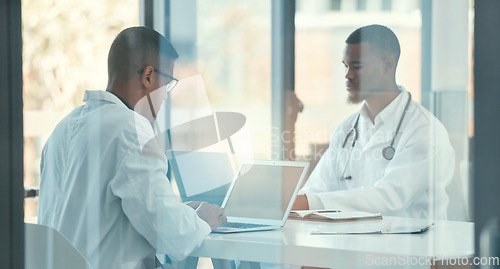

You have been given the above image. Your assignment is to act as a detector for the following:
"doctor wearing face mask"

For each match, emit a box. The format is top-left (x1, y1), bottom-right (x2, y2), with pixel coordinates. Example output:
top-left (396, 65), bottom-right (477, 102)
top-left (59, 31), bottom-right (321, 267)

top-left (38, 27), bottom-right (226, 269)
top-left (292, 25), bottom-right (455, 220)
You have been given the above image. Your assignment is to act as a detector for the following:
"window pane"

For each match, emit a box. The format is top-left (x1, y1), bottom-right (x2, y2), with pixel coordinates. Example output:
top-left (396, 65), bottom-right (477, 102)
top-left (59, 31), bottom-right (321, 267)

top-left (382, 0), bottom-right (393, 11)
top-left (357, 0), bottom-right (367, 11)
top-left (330, 0), bottom-right (342, 11)
top-left (170, 0), bottom-right (272, 159)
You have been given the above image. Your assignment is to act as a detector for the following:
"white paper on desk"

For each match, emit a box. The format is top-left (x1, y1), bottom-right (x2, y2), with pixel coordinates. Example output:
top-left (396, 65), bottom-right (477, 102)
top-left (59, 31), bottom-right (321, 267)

top-left (311, 219), bottom-right (390, 234)
top-left (316, 211), bottom-right (382, 221)
top-left (290, 210), bottom-right (381, 221)
top-left (311, 219), bottom-right (433, 235)
top-left (289, 209), bottom-right (339, 218)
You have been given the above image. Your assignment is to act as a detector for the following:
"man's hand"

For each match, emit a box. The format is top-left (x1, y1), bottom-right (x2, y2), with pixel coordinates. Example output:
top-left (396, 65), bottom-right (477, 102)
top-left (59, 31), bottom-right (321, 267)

top-left (195, 202), bottom-right (227, 231)
top-left (292, 194), bottom-right (309, 210)
top-left (184, 201), bottom-right (203, 210)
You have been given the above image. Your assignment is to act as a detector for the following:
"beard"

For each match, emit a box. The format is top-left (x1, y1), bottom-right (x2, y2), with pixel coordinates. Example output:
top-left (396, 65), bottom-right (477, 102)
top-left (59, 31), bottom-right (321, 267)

top-left (347, 86), bottom-right (386, 104)
top-left (347, 90), bottom-right (362, 104)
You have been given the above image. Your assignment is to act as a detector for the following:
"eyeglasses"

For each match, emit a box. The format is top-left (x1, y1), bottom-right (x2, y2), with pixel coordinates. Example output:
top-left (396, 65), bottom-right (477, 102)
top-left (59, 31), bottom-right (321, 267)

top-left (137, 68), bottom-right (179, 93)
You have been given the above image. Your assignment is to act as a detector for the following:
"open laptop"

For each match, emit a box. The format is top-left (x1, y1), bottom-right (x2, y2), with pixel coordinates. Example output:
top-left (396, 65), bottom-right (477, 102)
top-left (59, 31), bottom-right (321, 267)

top-left (213, 160), bottom-right (309, 233)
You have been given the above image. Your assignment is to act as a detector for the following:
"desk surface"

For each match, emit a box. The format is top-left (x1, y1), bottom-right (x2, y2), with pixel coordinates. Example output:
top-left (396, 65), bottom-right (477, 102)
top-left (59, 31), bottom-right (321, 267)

top-left (190, 217), bottom-right (474, 268)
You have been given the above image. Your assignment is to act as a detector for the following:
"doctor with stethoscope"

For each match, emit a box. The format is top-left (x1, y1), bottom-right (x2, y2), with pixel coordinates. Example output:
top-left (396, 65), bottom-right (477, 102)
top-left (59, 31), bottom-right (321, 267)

top-left (292, 25), bottom-right (455, 220)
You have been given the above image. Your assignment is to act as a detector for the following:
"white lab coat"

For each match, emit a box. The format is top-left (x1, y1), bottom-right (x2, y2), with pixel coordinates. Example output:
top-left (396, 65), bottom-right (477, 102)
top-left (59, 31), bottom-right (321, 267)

top-left (300, 87), bottom-right (455, 219)
top-left (38, 90), bottom-right (211, 269)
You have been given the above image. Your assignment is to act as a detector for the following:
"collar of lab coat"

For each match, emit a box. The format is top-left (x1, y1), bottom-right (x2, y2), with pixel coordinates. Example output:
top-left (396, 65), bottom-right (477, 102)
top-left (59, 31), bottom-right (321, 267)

top-left (83, 90), bottom-right (130, 109)
top-left (83, 90), bottom-right (164, 159)
top-left (109, 92), bottom-right (134, 110)
top-left (360, 86), bottom-right (408, 128)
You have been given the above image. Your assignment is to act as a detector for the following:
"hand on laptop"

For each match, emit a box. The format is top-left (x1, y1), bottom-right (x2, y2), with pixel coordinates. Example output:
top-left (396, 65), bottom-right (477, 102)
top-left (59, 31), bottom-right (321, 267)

top-left (184, 201), bottom-right (203, 210)
top-left (195, 202), bottom-right (227, 231)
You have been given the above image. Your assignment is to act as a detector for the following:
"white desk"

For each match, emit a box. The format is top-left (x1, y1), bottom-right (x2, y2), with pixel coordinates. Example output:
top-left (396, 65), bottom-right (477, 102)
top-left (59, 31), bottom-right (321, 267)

top-left (189, 217), bottom-right (474, 268)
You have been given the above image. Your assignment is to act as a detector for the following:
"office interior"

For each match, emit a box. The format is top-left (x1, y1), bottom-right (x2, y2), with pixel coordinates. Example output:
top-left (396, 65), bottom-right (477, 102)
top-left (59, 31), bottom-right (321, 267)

top-left (1, 0), bottom-right (499, 268)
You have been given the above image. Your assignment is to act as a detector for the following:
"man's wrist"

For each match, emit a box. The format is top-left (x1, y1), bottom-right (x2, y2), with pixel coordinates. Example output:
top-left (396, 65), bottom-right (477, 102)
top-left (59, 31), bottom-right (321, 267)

top-left (292, 194), bottom-right (309, 210)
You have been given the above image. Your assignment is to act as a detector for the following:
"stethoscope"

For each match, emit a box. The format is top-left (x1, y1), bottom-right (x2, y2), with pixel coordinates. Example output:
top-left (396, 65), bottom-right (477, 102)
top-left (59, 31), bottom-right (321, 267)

top-left (336, 92), bottom-right (412, 180)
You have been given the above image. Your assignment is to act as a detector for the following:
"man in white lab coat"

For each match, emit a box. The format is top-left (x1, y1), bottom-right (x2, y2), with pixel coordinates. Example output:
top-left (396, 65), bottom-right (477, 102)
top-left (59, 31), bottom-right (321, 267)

top-left (38, 27), bottom-right (226, 269)
top-left (293, 24), bottom-right (455, 220)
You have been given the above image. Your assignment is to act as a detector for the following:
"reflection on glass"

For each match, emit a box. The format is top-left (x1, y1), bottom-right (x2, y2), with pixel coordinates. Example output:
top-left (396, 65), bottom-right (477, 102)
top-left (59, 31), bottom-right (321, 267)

top-left (171, 0), bottom-right (272, 159)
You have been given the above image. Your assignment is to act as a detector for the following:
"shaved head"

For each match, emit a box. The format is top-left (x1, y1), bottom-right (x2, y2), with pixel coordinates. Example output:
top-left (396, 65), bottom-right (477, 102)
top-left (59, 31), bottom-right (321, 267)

top-left (346, 24), bottom-right (400, 65)
top-left (107, 26), bottom-right (179, 82)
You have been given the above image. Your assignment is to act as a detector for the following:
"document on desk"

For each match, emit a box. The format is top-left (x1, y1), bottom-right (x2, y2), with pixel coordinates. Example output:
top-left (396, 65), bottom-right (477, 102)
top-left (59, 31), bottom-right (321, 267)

top-left (311, 218), bottom-right (434, 235)
top-left (289, 210), bottom-right (382, 222)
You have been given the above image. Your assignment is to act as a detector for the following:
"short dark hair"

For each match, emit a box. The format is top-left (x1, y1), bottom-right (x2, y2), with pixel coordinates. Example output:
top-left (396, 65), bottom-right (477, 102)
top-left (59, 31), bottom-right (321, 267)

top-left (107, 26), bottom-right (179, 81)
top-left (346, 24), bottom-right (400, 63)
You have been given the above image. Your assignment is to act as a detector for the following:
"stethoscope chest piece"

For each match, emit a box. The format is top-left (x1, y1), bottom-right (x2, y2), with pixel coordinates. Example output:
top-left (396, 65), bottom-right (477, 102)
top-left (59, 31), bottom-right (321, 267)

top-left (336, 92), bottom-right (412, 179)
top-left (382, 146), bottom-right (395, 160)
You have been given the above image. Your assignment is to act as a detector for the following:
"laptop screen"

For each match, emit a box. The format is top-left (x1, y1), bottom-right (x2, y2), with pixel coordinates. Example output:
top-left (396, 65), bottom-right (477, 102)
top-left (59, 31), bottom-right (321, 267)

top-left (222, 162), bottom-right (305, 220)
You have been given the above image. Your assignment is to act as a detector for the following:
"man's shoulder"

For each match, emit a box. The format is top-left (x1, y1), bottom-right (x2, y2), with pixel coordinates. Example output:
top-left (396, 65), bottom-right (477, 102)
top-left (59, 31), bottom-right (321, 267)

top-left (404, 101), bottom-right (451, 142)
top-left (50, 100), bottom-right (152, 145)
top-left (49, 106), bottom-right (85, 135)
top-left (409, 101), bottom-right (446, 128)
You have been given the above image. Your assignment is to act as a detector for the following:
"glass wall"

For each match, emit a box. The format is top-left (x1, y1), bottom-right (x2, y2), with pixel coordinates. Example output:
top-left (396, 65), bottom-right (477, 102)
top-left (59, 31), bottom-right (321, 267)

top-left (20, 0), bottom-right (477, 267)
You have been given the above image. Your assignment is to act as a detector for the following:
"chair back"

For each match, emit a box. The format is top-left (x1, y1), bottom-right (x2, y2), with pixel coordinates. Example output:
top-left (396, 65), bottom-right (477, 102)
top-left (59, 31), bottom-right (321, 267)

top-left (25, 223), bottom-right (92, 269)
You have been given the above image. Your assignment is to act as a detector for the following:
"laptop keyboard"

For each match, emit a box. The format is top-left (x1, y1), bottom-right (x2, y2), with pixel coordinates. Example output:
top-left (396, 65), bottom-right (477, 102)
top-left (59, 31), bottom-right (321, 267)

top-left (219, 222), bottom-right (270, 229)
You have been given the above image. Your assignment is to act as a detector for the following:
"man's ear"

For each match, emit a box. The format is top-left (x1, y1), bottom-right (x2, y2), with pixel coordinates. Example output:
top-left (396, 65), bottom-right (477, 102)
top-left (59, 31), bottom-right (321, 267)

top-left (140, 66), bottom-right (154, 88)
top-left (383, 55), bottom-right (395, 73)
